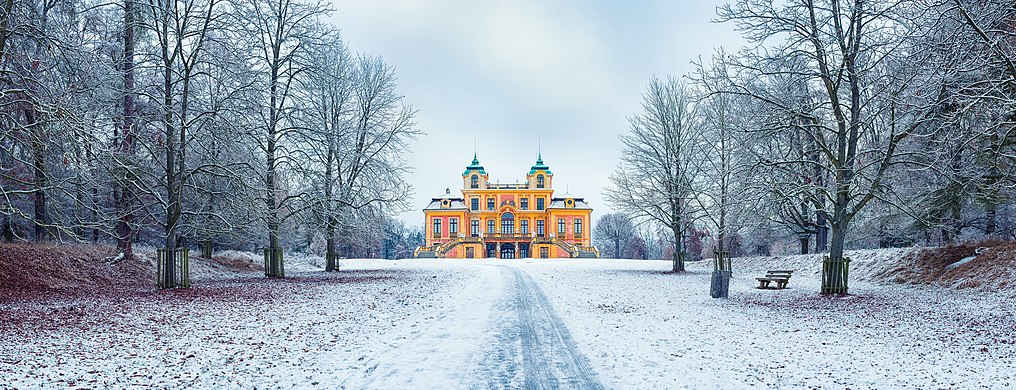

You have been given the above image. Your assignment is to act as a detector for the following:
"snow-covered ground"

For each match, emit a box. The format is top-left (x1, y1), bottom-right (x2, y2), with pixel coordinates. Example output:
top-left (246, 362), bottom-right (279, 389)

top-left (519, 257), bottom-right (1016, 389)
top-left (0, 259), bottom-right (499, 389)
top-left (2, 251), bottom-right (1014, 389)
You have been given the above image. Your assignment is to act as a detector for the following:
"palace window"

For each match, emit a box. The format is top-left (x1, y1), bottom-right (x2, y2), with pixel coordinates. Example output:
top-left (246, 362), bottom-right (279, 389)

top-left (487, 197), bottom-right (495, 210)
top-left (450, 218), bottom-right (458, 235)
top-left (558, 218), bottom-right (566, 234)
top-left (487, 219), bottom-right (495, 234)
top-left (471, 175), bottom-right (479, 189)
top-left (520, 197), bottom-right (528, 210)
top-left (471, 198), bottom-right (479, 211)
top-left (536, 198), bottom-right (545, 210)
top-left (574, 219), bottom-right (582, 238)
top-left (501, 212), bottom-right (514, 234)
top-left (433, 218), bottom-right (442, 235)
top-left (537, 175), bottom-right (545, 188)
top-left (536, 220), bottom-right (545, 237)
top-left (520, 220), bottom-right (529, 234)
top-left (471, 219), bottom-right (479, 237)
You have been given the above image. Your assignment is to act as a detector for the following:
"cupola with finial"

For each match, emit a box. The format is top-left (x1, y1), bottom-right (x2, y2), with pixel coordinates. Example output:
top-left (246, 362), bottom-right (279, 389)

top-left (462, 152), bottom-right (488, 189)
top-left (527, 151), bottom-right (553, 189)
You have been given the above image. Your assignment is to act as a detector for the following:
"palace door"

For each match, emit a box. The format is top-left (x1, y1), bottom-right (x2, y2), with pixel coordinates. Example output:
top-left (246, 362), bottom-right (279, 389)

top-left (500, 243), bottom-right (515, 259)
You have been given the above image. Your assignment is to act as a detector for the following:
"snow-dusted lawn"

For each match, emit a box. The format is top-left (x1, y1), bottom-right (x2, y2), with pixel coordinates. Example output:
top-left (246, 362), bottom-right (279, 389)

top-left (3, 254), bottom-right (1013, 389)
top-left (517, 258), bottom-right (1016, 389)
top-left (0, 259), bottom-right (500, 389)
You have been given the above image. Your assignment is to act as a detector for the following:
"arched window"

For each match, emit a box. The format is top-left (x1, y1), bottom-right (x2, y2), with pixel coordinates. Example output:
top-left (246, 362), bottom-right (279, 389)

top-left (537, 175), bottom-right (545, 188)
top-left (501, 212), bottom-right (515, 234)
top-left (470, 175), bottom-right (479, 188)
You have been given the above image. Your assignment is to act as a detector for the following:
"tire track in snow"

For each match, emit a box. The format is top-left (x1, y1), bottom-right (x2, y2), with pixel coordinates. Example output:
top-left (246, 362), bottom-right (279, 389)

top-left (469, 265), bottom-right (603, 389)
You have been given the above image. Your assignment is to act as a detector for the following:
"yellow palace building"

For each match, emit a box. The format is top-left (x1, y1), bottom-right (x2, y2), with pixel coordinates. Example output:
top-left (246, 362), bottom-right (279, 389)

top-left (414, 153), bottom-right (600, 259)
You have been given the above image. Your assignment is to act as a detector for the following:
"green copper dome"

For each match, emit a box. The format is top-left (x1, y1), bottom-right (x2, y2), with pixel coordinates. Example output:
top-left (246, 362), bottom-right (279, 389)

top-left (528, 152), bottom-right (552, 175)
top-left (463, 152), bottom-right (486, 176)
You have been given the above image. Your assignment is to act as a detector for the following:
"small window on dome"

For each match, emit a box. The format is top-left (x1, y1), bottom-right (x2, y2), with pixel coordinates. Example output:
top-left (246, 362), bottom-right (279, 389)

top-left (537, 175), bottom-right (545, 188)
top-left (470, 175), bottom-right (479, 189)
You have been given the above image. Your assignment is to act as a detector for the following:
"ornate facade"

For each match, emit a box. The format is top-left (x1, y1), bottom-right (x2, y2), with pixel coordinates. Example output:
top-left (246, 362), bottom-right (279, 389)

top-left (415, 154), bottom-right (599, 259)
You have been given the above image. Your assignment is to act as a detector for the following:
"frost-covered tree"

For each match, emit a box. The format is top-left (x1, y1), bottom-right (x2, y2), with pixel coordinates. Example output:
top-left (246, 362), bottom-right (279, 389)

top-left (693, 53), bottom-right (755, 255)
top-left (295, 33), bottom-right (419, 271)
top-left (234, 0), bottom-right (329, 276)
top-left (605, 76), bottom-right (702, 272)
top-left (717, 0), bottom-right (947, 293)
top-left (592, 212), bottom-right (637, 259)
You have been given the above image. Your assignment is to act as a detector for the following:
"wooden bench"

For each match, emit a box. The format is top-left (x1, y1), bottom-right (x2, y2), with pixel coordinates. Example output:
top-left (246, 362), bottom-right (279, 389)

top-left (756, 270), bottom-right (793, 289)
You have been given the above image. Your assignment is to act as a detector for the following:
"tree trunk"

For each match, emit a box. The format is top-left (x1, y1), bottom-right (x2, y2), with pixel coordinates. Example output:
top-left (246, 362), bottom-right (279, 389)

top-left (1, 216), bottom-right (12, 242)
top-left (324, 135), bottom-right (337, 271)
top-left (823, 195), bottom-right (850, 294)
top-left (614, 238), bottom-right (620, 259)
top-left (325, 214), bottom-right (337, 271)
top-left (326, 232), bottom-right (337, 271)
top-left (162, 17), bottom-right (178, 287)
top-left (828, 197), bottom-right (849, 261)
top-left (266, 133), bottom-right (282, 275)
top-left (717, 201), bottom-right (726, 254)
top-left (116, 0), bottom-right (137, 259)
top-left (91, 187), bottom-right (99, 242)
top-left (799, 234), bottom-right (810, 255)
top-left (29, 109), bottom-right (48, 241)
top-left (984, 202), bottom-right (997, 237)
top-left (671, 223), bottom-right (685, 272)
top-left (815, 215), bottom-right (829, 252)
top-left (811, 130), bottom-right (828, 253)
top-left (264, 53), bottom-right (282, 276)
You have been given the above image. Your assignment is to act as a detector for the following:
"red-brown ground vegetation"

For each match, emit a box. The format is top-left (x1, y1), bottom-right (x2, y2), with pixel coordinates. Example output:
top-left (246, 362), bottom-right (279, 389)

top-left (873, 239), bottom-right (1016, 291)
top-left (0, 243), bottom-right (152, 302)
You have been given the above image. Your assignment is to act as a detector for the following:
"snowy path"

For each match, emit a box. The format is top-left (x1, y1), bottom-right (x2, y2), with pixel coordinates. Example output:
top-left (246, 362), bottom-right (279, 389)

top-left (336, 263), bottom-right (503, 389)
top-left (468, 265), bottom-right (603, 390)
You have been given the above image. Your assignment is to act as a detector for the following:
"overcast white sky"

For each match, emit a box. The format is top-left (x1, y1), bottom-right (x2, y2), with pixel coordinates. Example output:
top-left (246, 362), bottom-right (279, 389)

top-left (326, 1), bottom-right (747, 227)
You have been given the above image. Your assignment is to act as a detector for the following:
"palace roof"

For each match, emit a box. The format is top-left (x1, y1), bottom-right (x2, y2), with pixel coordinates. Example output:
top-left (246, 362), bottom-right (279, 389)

top-left (528, 153), bottom-right (552, 175)
top-left (462, 153), bottom-right (486, 176)
top-left (548, 197), bottom-right (591, 210)
top-left (424, 189), bottom-right (467, 210)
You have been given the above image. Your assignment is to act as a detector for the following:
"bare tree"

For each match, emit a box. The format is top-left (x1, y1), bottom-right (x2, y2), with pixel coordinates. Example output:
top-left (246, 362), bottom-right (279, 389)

top-left (693, 53), bottom-right (755, 255)
top-left (236, 0), bottom-right (328, 276)
top-left (298, 47), bottom-right (419, 270)
top-left (137, 0), bottom-right (224, 286)
top-left (114, 0), bottom-right (139, 257)
top-left (605, 76), bottom-right (702, 272)
top-left (717, 0), bottom-right (944, 293)
top-left (592, 212), bottom-right (637, 259)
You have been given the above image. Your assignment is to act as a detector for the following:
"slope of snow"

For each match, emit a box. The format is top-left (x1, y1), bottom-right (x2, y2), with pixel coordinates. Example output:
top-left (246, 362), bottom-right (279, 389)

top-left (730, 247), bottom-right (921, 280)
